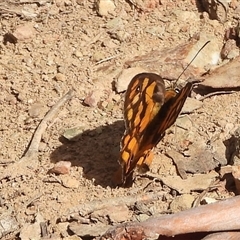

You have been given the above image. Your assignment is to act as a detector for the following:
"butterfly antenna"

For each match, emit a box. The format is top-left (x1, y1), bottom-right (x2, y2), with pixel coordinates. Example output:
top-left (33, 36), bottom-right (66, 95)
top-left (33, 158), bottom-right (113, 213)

top-left (176, 40), bottom-right (210, 83)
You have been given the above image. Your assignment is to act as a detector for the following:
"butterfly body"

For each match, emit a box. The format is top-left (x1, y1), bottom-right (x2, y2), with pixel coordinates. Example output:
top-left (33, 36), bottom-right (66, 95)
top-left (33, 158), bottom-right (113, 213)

top-left (114, 72), bottom-right (193, 187)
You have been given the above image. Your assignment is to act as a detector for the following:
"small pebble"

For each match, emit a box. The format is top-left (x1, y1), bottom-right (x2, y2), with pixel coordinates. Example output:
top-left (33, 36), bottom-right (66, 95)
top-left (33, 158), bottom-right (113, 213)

top-left (12, 23), bottom-right (36, 41)
top-left (49, 161), bottom-right (72, 175)
top-left (62, 126), bottom-right (85, 141)
top-left (55, 73), bottom-right (66, 81)
top-left (96, 0), bottom-right (116, 17)
top-left (115, 67), bottom-right (147, 93)
top-left (62, 175), bottom-right (79, 188)
top-left (38, 142), bottom-right (47, 152)
top-left (91, 51), bottom-right (105, 62)
top-left (83, 91), bottom-right (102, 107)
top-left (74, 50), bottom-right (83, 58)
top-left (5, 94), bottom-right (17, 105)
top-left (170, 194), bottom-right (195, 212)
top-left (28, 102), bottom-right (46, 118)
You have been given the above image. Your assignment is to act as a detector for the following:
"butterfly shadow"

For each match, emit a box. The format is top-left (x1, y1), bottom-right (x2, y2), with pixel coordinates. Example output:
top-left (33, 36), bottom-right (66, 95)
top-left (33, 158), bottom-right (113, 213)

top-left (50, 120), bottom-right (124, 188)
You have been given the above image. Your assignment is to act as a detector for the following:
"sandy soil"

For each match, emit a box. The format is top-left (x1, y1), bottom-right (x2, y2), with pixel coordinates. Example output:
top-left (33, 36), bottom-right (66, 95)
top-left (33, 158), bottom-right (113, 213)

top-left (0, 0), bottom-right (240, 239)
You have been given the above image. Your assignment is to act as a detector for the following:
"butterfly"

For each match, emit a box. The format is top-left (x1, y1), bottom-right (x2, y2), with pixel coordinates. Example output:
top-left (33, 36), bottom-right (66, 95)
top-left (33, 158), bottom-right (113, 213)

top-left (113, 72), bottom-right (193, 187)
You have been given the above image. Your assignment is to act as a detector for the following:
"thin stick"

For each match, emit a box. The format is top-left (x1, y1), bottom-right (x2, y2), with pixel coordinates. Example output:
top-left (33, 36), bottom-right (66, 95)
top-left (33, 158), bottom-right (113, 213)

top-left (25, 193), bottom-right (43, 208)
top-left (40, 222), bottom-right (48, 238)
top-left (24, 89), bottom-right (74, 158)
top-left (0, 90), bottom-right (74, 181)
top-left (95, 54), bottom-right (121, 65)
top-left (198, 90), bottom-right (236, 101)
top-left (192, 180), bottom-right (220, 208)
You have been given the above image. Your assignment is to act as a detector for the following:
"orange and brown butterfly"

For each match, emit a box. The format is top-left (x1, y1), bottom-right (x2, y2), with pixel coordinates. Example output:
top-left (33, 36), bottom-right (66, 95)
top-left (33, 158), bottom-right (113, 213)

top-left (113, 72), bottom-right (193, 187)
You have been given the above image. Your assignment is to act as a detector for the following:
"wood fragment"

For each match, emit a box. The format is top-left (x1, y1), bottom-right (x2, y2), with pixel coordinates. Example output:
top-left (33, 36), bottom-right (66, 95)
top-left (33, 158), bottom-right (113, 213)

top-left (40, 222), bottom-right (48, 238)
top-left (202, 231), bottom-right (240, 240)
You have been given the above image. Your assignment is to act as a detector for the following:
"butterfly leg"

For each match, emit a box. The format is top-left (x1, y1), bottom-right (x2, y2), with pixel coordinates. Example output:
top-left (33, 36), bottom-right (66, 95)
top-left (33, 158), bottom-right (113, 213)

top-left (112, 166), bottom-right (124, 186)
top-left (136, 150), bottom-right (154, 173)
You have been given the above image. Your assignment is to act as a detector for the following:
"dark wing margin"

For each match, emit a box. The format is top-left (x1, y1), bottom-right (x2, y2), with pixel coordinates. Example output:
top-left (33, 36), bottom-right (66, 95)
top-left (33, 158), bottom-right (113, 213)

top-left (139, 82), bottom-right (193, 151)
top-left (158, 82), bottom-right (193, 132)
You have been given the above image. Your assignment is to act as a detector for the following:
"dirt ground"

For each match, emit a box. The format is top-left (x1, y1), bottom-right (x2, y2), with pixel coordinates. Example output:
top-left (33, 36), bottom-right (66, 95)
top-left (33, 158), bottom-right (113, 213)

top-left (0, 0), bottom-right (240, 239)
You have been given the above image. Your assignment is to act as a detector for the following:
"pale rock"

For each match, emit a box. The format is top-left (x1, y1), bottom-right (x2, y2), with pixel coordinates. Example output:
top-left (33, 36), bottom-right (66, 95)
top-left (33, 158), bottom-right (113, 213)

top-left (38, 142), bottom-right (47, 152)
top-left (115, 67), bottom-right (148, 93)
top-left (84, 90), bottom-right (103, 107)
top-left (74, 50), bottom-right (83, 58)
top-left (92, 51), bottom-right (105, 62)
top-left (55, 0), bottom-right (64, 7)
top-left (181, 97), bottom-right (203, 113)
top-left (199, 55), bottom-right (240, 88)
top-left (57, 222), bottom-right (69, 238)
top-left (170, 194), bottom-right (195, 212)
top-left (5, 94), bottom-right (17, 105)
top-left (107, 204), bottom-right (131, 222)
top-left (55, 73), bottom-right (66, 81)
top-left (28, 102), bottom-right (46, 118)
top-left (63, 235), bottom-right (82, 240)
top-left (62, 175), bottom-right (79, 188)
top-left (19, 213), bottom-right (44, 240)
top-left (177, 10), bottom-right (197, 22)
top-left (91, 204), bottom-right (131, 223)
top-left (64, 0), bottom-right (72, 6)
top-left (161, 172), bottom-right (218, 194)
top-left (12, 23), bottom-right (36, 41)
top-left (62, 126), bottom-right (86, 141)
top-left (201, 197), bottom-right (218, 205)
top-left (49, 161), bottom-right (72, 175)
top-left (69, 222), bottom-right (108, 237)
top-left (96, 0), bottom-right (116, 17)
top-left (185, 33), bottom-right (221, 69)
top-left (0, 214), bottom-right (19, 239)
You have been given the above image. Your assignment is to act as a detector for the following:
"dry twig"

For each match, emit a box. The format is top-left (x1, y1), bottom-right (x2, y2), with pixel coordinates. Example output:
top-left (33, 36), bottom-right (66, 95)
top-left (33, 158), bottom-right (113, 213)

top-left (0, 90), bottom-right (74, 181)
top-left (24, 89), bottom-right (74, 158)
top-left (95, 54), bottom-right (121, 65)
top-left (198, 90), bottom-right (235, 101)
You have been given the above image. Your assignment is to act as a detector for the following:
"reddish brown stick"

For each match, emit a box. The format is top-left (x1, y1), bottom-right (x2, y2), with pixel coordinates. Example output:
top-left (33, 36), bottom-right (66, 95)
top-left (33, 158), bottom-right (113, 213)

top-left (143, 195), bottom-right (240, 236)
top-left (202, 232), bottom-right (240, 240)
top-left (102, 196), bottom-right (240, 239)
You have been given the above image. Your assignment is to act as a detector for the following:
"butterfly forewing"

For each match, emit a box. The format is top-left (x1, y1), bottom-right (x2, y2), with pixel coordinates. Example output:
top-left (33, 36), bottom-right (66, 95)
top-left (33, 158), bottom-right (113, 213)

top-left (123, 73), bottom-right (165, 132)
